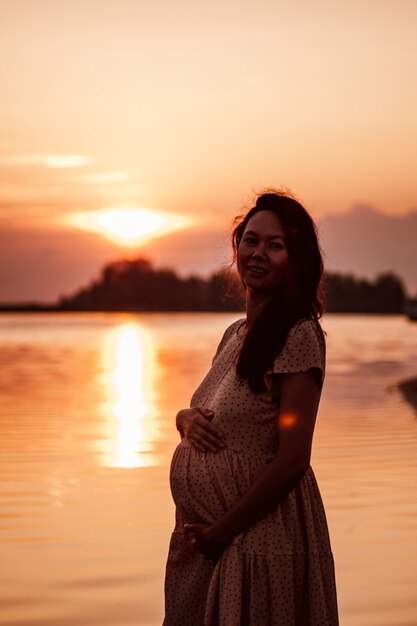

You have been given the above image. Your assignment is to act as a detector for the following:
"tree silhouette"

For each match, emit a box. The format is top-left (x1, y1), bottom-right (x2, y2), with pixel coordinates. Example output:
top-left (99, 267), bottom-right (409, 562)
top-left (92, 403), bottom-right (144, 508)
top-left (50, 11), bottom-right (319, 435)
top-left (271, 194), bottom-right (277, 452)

top-left (58, 258), bottom-right (244, 312)
top-left (58, 258), bottom-right (407, 314)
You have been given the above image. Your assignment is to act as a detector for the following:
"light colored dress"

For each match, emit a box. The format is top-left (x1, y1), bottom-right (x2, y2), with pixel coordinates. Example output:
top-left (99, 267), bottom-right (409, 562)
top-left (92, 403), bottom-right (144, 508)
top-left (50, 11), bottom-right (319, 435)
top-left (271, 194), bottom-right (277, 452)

top-left (164, 319), bottom-right (338, 626)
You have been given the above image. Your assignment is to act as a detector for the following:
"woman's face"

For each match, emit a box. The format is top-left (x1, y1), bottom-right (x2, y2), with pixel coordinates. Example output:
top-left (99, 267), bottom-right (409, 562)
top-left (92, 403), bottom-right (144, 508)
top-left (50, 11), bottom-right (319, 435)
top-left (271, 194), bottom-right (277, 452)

top-left (237, 210), bottom-right (289, 293)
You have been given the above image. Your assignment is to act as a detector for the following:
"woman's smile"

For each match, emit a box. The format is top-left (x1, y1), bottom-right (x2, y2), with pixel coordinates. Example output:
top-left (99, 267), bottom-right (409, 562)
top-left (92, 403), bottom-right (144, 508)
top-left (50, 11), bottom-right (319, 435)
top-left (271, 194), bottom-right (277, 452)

top-left (246, 264), bottom-right (268, 275)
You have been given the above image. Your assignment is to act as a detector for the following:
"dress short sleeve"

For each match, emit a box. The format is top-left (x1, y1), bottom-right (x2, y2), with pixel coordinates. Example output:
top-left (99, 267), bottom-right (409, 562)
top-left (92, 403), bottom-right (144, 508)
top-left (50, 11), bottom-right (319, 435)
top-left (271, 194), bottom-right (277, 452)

top-left (268, 319), bottom-right (325, 381)
top-left (211, 319), bottom-right (243, 364)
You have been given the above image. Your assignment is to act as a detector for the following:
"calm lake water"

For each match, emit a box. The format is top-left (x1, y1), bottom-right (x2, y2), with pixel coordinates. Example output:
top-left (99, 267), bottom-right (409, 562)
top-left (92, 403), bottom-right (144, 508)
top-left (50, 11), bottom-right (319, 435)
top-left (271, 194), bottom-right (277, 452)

top-left (1, 312), bottom-right (417, 626)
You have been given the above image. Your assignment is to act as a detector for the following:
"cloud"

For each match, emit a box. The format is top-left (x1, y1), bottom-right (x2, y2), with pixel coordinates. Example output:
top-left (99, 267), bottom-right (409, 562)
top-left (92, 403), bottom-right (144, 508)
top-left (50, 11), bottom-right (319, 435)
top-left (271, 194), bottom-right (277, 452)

top-left (319, 205), bottom-right (417, 293)
top-left (0, 219), bottom-right (227, 303)
top-left (0, 153), bottom-right (122, 221)
top-left (0, 223), bottom-right (119, 302)
top-left (0, 153), bottom-right (93, 168)
top-left (45, 155), bottom-right (92, 168)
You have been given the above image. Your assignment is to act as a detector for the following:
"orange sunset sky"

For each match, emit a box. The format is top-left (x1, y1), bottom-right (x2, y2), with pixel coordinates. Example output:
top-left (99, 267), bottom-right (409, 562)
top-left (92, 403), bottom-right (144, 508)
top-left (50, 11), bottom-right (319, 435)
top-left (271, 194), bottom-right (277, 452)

top-left (1, 0), bottom-right (417, 302)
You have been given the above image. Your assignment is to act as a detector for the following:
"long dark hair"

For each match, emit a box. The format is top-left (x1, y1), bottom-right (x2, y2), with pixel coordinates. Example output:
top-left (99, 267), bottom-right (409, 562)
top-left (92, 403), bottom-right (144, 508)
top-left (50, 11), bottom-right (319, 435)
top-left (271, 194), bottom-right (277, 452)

top-left (232, 190), bottom-right (325, 393)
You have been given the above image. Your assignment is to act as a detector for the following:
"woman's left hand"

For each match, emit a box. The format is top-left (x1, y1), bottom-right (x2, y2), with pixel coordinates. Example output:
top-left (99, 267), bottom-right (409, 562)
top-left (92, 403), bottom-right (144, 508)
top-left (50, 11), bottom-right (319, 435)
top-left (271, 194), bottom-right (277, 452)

top-left (184, 523), bottom-right (228, 560)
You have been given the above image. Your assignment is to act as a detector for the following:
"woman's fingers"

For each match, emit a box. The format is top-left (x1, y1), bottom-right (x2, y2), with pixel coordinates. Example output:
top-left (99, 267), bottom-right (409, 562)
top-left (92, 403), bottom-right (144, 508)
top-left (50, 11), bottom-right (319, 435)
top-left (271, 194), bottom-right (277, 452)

top-left (184, 523), bottom-right (225, 561)
top-left (196, 418), bottom-right (225, 441)
top-left (190, 440), bottom-right (206, 452)
top-left (188, 432), bottom-right (221, 452)
top-left (187, 421), bottom-right (225, 451)
top-left (195, 410), bottom-right (225, 439)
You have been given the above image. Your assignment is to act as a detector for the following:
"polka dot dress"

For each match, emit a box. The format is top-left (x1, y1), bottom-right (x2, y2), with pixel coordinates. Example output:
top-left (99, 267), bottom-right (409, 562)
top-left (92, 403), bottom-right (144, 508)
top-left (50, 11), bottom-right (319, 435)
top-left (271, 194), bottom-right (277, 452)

top-left (164, 319), bottom-right (339, 625)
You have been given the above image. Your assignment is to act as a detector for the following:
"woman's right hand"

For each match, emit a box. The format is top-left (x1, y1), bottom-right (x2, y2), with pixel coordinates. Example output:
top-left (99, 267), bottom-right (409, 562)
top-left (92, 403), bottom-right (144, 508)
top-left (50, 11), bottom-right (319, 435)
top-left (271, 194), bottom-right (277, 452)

top-left (176, 407), bottom-right (225, 452)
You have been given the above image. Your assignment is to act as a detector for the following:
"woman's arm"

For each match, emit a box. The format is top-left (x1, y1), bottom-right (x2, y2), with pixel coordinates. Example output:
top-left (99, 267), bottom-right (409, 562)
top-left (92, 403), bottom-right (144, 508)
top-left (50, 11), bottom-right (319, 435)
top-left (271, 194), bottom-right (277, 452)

top-left (185, 368), bottom-right (321, 556)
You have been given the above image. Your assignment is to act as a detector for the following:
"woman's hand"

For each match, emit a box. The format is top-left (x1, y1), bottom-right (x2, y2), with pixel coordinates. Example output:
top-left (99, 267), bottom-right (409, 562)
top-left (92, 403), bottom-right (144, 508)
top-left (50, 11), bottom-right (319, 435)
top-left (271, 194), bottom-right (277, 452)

top-left (184, 523), bottom-right (229, 560)
top-left (176, 407), bottom-right (225, 452)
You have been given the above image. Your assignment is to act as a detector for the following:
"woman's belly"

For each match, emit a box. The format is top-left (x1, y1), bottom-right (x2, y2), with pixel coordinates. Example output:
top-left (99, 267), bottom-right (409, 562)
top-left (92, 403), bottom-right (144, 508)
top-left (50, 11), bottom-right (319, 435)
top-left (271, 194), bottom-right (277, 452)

top-left (169, 442), bottom-right (333, 556)
top-left (169, 439), bottom-right (267, 524)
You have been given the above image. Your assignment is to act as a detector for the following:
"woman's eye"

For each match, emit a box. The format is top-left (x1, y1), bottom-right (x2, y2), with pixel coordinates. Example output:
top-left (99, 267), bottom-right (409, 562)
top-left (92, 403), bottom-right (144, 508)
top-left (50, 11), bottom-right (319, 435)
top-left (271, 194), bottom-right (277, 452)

top-left (270, 242), bottom-right (284, 249)
top-left (244, 237), bottom-right (257, 244)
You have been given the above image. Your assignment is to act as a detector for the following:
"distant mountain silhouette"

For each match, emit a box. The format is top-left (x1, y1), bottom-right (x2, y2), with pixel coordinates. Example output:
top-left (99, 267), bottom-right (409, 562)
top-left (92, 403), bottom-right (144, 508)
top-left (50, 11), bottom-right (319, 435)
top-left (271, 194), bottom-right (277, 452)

top-left (319, 205), bottom-right (417, 295)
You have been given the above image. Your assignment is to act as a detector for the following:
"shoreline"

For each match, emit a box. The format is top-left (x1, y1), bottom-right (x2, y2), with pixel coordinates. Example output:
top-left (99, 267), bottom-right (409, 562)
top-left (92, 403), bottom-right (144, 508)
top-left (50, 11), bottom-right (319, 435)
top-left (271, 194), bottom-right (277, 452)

top-left (0, 306), bottom-right (412, 315)
top-left (398, 377), bottom-right (417, 412)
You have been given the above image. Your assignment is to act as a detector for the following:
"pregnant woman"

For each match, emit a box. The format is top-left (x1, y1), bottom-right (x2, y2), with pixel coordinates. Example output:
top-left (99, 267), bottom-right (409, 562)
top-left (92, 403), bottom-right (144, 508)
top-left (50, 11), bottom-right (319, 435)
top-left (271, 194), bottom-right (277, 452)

top-left (164, 191), bottom-right (338, 625)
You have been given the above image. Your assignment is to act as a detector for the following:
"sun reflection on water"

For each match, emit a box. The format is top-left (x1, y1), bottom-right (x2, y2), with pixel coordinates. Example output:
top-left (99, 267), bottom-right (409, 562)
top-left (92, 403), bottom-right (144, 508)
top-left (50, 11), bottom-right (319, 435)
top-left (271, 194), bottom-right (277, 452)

top-left (99, 322), bottom-right (158, 468)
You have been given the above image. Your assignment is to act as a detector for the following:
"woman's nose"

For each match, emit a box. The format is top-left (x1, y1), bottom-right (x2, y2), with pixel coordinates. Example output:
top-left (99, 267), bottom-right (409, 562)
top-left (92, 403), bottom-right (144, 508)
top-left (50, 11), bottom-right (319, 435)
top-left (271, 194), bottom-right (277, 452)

top-left (252, 246), bottom-right (267, 259)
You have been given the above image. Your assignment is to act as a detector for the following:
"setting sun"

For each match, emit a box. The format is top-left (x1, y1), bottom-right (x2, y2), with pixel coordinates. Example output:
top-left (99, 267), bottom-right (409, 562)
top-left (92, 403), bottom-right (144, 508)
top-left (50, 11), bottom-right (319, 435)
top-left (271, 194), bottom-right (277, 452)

top-left (65, 206), bottom-right (190, 247)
